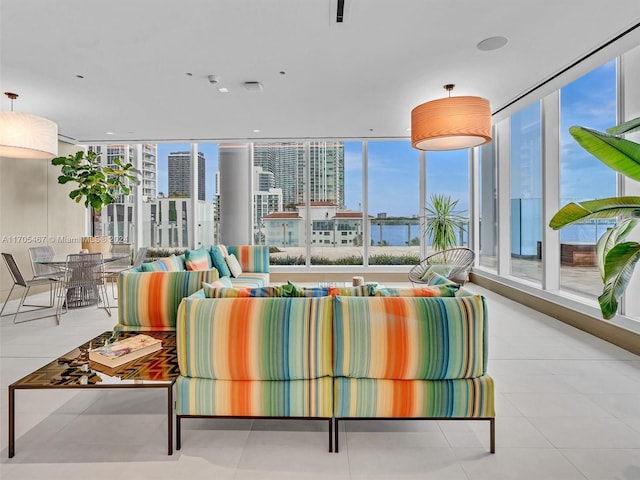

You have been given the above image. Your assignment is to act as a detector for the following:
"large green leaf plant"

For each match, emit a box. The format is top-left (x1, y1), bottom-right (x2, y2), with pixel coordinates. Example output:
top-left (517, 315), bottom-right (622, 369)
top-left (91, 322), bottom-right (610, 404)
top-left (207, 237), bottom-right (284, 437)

top-left (549, 117), bottom-right (640, 319)
top-left (52, 150), bottom-right (139, 212)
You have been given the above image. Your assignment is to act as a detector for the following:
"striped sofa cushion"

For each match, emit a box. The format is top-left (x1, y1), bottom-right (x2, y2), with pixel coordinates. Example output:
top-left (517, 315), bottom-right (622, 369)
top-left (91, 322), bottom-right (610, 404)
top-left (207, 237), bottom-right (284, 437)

top-left (115, 269), bottom-right (221, 331)
top-left (177, 296), bottom-right (333, 380)
top-left (176, 376), bottom-right (333, 417)
top-left (226, 245), bottom-right (270, 273)
top-left (333, 376), bottom-right (495, 418)
top-left (333, 296), bottom-right (488, 380)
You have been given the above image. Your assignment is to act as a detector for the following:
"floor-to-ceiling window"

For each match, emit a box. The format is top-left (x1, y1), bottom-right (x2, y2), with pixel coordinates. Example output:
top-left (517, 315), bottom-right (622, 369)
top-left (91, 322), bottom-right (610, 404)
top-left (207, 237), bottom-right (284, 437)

top-left (310, 141), bottom-right (362, 265)
top-left (199, 142), bottom-right (219, 247)
top-left (559, 60), bottom-right (617, 297)
top-left (510, 101), bottom-right (542, 283)
top-left (367, 141), bottom-right (420, 265)
top-left (478, 138), bottom-right (498, 270)
top-left (425, 149), bottom-right (470, 253)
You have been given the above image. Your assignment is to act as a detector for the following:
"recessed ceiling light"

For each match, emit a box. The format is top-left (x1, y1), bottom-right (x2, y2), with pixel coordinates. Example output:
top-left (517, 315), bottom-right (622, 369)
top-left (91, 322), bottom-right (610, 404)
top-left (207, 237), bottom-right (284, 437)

top-left (76, 75), bottom-right (84, 79)
top-left (186, 72), bottom-right (193, 76)
top-left (218, 87), bottom-right (229, 93)
top-left (477, 36), bottom-right (508, 51)
top-left (279, 71), bottom-right (286, 75)
top-left (253, 129), bottom-right (261, 133)
top-left (105, 132), bottom-right (115, 135)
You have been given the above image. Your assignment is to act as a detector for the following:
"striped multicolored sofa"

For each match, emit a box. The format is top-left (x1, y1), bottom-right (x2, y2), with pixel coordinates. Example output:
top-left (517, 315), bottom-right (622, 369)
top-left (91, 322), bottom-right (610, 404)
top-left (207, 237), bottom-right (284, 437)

top-left (114, 245), bottom-right (270, 331)
top-left (333, 295), bottom-right (495, 453)
top-left (175, 296), bottom-right (334, 451)
top-left (173, 288), bottom-right (495, 453)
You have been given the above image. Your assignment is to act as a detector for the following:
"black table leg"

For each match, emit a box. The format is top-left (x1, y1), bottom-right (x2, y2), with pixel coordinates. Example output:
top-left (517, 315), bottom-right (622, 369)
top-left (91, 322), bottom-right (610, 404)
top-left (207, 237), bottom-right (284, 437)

top-left (8, 387), bottom-right (15, 458)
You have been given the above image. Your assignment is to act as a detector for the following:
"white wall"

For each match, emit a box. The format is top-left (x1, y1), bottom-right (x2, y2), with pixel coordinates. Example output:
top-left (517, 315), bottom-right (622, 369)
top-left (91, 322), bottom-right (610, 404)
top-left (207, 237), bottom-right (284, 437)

top-left (0, 141), bottom-right (86, 300)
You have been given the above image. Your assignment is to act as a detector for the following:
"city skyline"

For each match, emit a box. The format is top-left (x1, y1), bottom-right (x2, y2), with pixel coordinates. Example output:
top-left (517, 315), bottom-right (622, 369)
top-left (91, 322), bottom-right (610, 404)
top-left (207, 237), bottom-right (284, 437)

top-left (154, 54), bottom-right (615, 219)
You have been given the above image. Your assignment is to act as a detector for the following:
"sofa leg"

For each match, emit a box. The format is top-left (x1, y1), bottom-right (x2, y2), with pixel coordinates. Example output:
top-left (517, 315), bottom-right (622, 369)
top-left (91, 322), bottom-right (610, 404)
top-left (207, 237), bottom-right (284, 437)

top-left (328, 418), bottom-right (333, 453)
top-left (489, 418), bottom-right (495, 453)
top-left (334, 418), bottom-right (339, 453)
top-left (176, 415), bottom-right (181, 451)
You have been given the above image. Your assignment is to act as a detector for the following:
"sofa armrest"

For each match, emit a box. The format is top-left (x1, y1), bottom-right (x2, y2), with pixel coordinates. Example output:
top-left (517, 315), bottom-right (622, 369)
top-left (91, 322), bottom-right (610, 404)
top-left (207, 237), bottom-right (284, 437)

top-left (116, 269), bottom-right (220, 331)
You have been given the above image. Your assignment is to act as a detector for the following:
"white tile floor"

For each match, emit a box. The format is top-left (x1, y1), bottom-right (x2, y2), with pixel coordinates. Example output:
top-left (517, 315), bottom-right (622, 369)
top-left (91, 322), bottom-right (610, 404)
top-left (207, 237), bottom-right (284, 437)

top-left (1, 284), bottom-right (639, 480)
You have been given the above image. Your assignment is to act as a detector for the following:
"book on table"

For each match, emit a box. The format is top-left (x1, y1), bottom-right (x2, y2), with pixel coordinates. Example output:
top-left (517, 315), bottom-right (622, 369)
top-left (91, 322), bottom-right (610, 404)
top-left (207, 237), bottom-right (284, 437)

top-left (89, 334), bottom-right (162, 368)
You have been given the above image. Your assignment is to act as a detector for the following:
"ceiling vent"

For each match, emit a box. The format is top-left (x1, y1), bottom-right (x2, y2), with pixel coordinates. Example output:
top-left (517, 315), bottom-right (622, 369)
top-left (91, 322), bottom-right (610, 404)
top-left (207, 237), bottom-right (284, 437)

top-left (243, 81), bottom-right (263, 92)
top-left (336, 0), bottom-right (345, 22)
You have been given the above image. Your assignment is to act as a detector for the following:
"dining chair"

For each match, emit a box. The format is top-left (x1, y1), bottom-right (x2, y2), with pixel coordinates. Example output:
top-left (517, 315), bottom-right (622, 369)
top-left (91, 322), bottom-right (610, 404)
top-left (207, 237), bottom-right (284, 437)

top-left (27, 246), bottom-right (65, 308)
top-left (56, 253), bottom-right (111, 323)
top-left (102, 243), bottom-right (134, 299)
top-left (1, 252), bottom-right (62, 324)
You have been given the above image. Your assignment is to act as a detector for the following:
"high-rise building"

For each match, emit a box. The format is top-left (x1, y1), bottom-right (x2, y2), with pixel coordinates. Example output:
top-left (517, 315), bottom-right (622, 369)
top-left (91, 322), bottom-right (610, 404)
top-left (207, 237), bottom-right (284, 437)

top-left (252, 167), bottom-right (283, 243)
top-left (168, 151), bottom-right (206, 200)
top-left (253, 142), bottom-right (344, 209)
top-left (88, 144), bottom-right (158, 241)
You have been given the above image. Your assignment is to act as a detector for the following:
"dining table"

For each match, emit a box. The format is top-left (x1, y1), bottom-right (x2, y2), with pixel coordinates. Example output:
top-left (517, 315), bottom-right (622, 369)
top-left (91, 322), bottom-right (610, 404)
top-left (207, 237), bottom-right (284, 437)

top-left (33, 252), bottom-right (129, 308)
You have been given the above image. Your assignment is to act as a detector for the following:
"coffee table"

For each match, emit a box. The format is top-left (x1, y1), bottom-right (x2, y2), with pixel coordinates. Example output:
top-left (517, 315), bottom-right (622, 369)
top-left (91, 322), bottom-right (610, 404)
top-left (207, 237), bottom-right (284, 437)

top-left (8, 330), bottom-right (179, 458)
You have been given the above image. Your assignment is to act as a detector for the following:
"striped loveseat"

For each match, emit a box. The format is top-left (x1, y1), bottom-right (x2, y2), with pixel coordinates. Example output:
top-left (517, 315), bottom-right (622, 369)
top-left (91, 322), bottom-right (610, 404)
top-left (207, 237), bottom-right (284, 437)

top-left (332, 295), bottom-right (495, 453)
top-left (115, 245), bottom-right (270, 331)
top-left (175, 295), bottom-right (335, 451)
top-left (173, 287), bottom-right (495, 453)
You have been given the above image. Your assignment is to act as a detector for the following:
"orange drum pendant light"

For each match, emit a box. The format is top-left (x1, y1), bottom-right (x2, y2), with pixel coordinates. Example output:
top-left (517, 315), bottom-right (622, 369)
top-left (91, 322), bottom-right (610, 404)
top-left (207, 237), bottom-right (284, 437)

top-left (411, 84), bottom-right (491, 151)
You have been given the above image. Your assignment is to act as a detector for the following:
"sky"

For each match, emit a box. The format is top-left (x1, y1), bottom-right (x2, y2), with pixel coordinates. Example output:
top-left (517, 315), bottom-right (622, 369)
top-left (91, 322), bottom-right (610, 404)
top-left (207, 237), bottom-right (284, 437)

top-left (153, 59), bottom-right (617, 215)
top-left (156, 140), bottom-right (469, 218)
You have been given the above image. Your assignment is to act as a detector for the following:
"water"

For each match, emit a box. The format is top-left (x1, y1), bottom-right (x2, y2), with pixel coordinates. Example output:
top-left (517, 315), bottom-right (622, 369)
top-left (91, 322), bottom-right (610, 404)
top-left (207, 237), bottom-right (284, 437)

top-left (369, 222), bottom-right (612, 247)
top-left (370, 224), bottom-right (468, 247)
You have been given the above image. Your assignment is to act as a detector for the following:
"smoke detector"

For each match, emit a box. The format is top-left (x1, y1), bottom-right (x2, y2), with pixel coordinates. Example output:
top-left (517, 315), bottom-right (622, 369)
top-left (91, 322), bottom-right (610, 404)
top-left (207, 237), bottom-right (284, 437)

top-left (243, 81), bottom-right (263, 92)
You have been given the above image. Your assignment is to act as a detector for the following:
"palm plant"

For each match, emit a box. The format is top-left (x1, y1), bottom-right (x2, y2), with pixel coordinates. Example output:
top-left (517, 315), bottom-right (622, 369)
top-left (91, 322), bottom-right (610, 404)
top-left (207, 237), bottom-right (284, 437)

top-left (549, 116), bottom-right (640, 319)
top-left (425, 194), bottom-right (467, 255)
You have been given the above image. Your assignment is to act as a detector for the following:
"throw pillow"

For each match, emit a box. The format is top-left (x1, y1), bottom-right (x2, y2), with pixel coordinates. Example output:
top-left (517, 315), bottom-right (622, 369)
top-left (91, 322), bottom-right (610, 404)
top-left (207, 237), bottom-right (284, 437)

top-left (327, 285), bottom-right (376, 297)
top-left (210, 245), bottom-right (231, 277)
top-left (374, 285), bottom-right (459, 297)
top-left (140, 254), bottom-right (184, 272)
top-left (203, 286), bottom-right (253, 298)
top-left (202, 276), bottom-right (233, 290)
top-left (225, 253), bottom-right (243, 277)
top-left (184, 247), bottom-right (212, 271)
top-left (422, 270), bottom-right (460, 286)
top-left (419, 264), bottom-right (454, 281)
top-left (285, 281), bottom-right (329, 297)
top-left (201, 286), bottom-right (284, 298)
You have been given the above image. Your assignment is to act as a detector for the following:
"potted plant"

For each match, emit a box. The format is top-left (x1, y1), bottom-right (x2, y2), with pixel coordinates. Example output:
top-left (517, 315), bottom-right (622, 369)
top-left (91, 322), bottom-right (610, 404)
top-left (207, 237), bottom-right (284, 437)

top-left (425, 194), bottom-right (467, 255)
top-left (549, 117), bottom-right (640, 319)
top-left (52, 149), bottom-right (139, 252)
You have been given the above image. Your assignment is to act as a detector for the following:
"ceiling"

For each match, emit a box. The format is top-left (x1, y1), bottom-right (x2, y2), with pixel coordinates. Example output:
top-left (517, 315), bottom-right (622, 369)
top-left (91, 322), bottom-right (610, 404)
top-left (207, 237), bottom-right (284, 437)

top-left (2, 0), bottom-right (640, 145)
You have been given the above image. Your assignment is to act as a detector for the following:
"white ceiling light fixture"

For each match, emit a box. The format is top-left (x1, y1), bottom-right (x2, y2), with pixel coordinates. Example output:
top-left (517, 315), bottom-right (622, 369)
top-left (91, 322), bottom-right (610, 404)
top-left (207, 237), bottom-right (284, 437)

top-left (0, 92), bottom-right (58, 159)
